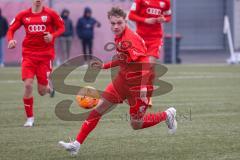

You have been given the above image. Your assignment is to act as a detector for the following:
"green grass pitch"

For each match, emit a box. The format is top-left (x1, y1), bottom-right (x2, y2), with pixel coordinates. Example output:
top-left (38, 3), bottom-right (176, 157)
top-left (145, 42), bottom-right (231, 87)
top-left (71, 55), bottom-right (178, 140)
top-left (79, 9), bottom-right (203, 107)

top-left (0, 64), bottom-right (240, 160)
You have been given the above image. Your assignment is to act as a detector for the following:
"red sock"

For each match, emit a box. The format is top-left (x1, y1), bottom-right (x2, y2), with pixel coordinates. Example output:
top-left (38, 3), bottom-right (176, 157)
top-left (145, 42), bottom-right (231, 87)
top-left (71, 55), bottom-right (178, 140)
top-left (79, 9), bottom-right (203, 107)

top-left (76, 109), bottom-right (101, 144)
top-left (23, 97), bottom-right (33, 118)
top-left (141, 112), bottom-right (167, 129)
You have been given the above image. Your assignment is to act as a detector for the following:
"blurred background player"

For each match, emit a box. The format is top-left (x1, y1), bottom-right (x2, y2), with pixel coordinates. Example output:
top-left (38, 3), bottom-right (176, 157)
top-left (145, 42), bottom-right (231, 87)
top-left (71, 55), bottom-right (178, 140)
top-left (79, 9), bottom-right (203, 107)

top-left (128, 0), bottom-right (172, 62)
top-left (57, 9), bottom-right (73, 66)
top-left (59, 7), bottom-right (177, 156)
top-left (0, 8), bottom-right (9, 67)
top-left (76, 7), bottom-right (101, 63)
top-left (7, 0), bottom-right (65, 127)
top-left (128, 0), bottom-right (172, 106)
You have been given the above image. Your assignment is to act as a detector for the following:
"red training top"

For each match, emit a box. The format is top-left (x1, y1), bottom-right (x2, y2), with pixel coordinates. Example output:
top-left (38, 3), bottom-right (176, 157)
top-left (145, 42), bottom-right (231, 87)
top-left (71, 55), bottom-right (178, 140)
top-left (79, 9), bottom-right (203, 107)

top-left (128, 0), bottom-right (171, 39)
top-left (7, 7), bottom-right (65, 60)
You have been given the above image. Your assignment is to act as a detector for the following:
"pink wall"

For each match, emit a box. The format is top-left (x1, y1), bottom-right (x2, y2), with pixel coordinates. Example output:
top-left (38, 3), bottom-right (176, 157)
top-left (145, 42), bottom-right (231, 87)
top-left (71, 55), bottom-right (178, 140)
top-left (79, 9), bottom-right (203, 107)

top-left (0, 0), bottom-right (132, 64)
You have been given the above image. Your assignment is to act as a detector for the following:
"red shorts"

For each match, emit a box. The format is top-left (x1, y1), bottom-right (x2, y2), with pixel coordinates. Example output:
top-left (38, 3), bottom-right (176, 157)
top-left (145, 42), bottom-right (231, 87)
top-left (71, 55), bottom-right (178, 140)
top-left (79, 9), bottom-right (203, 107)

top-left (21, 57), bottom-right (52, 86)
top-left (102, 75), bottom-right (153, 119)
top-left (144, 37), bottom-right (163, 59)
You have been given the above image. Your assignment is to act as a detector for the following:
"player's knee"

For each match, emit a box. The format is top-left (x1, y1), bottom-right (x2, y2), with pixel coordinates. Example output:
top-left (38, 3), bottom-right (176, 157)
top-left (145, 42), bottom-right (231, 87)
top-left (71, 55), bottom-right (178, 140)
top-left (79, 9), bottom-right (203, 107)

top-left (24, 83), bottom-right (33, 92)
top-left (38, 88), bottom-right (46, 96)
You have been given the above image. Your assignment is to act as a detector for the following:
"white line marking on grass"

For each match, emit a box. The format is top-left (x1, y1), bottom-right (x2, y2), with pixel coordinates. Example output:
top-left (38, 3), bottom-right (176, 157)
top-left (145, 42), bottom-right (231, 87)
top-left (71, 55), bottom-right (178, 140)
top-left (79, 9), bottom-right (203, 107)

top-left (166, 75), bottom-right (240, 79)
top-left (169, 72), bottom-right (240, 75)
top-left (166, 63), bottom-right (231, 67)
top-left (0, 80), bottom-right (22, 84)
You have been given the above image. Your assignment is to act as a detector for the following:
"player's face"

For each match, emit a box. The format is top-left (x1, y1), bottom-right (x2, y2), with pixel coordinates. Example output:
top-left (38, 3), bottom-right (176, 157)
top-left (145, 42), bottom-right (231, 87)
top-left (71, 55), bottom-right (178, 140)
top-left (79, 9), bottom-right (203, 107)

top-left (32, 0), bottom-right (44, 6)
top-left (109, 16), bottom-right (126, 36)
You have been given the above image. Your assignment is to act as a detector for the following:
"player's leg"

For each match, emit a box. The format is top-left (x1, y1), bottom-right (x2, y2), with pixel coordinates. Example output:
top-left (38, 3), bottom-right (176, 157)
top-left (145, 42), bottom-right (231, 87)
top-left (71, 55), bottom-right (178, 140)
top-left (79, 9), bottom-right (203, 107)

top-left (128, 87), bottom-right (177, 133)
top-left (22, 58), bottom-right (36, 127)
top-left (37, 83), bottom-right (50, 96)
top-left (23, 79), bottom-right (34, 99)
top-left (59, 82), bottom-right (123, 155)
top-left (75, 98), bottom-right (114, 143)
top-left (23, 78), bottom-right (35, 127)
top-left (58, 98), bottom-right (116, 155)
top-left (36, 59), bottom-right (54, 97)
top-left (128, 90), bottom-right (166, 130)
top-left (129, 98), bottom-right (177, 132)
top-left (146, 39), bottom-right (161, 107)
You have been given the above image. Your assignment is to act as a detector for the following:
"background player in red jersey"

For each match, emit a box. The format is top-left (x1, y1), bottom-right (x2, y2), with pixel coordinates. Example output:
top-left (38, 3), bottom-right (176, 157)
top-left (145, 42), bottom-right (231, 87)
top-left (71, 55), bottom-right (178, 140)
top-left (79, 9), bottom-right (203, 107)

top-left (128, 0), bottom-right (172, 107)
top-left (59, 7), bottom-right (177, 156)
top-left (7, 0), bottom-right (65, 127)
top-left (128, 0), bottom-right (172, 62)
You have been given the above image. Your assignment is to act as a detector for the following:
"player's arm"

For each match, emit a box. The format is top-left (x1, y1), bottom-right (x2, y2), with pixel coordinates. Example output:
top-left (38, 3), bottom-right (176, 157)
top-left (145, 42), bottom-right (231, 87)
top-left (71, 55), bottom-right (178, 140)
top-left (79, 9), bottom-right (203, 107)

top-left (51, 11), bottom-right (65, 38)
top-left (162, 0), bottom-right (172, 23)
top-left (102, 60), bottom-right (119, 69)
top-left (91, 59), bottom-right (119, 70)
top-left (44, 10), bottom-right (65, 43)
top-left (157, 0), bottom-right (172, 23)
top-left (128, 0), bottom-right (146, 23)
top-left (129, 0), bottom-right (158, 25)
top-left (163, 9), bottom-right (172, 23)
top-left (7, 15), bottom-right (22, 49)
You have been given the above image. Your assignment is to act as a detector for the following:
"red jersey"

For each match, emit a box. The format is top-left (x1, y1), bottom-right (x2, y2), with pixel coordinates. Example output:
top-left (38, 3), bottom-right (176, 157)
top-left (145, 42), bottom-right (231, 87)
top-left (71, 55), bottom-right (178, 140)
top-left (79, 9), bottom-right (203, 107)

top-left (7, 7), bottom-right (65, 60)
top-left (128, 0), bottom-right (171, 38)
top-left (103, 27), bottom-right (152, 85)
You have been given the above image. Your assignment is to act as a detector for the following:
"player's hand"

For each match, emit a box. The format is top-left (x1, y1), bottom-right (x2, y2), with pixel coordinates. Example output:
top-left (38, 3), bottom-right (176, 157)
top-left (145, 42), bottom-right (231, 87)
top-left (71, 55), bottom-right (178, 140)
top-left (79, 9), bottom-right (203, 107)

top-left (156, 16), bottom-right (166, 23)
top-left (90, 60), bottom-right (103, 69)
top-left (144, 18), bottom-right (157, 24)
top-left (43, 32), bottom-right (53, 43)
top-left (8, 40), bottom-right (17, 49)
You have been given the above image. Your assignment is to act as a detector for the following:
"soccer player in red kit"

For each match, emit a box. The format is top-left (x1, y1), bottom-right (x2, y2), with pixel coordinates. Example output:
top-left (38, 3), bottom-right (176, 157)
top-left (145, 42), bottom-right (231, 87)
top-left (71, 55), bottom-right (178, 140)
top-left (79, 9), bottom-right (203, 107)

top-left (7, 0), bottom-right (65, 127)
top-left (128, 0), bottom-right (172, 61)
top-left (128, 0), bottom-right (172, 107)
top-left (59, 7), bottom-right (176, 156)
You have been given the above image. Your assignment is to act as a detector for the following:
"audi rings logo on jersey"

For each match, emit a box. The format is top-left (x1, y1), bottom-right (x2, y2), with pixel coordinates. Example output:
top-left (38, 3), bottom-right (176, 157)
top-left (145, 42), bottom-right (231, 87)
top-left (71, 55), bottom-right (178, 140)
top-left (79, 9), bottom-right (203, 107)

top-left (146, 8), bottom-right (162, 16)
top-left (28, 25), bottom-right (46, 32)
